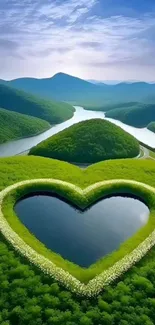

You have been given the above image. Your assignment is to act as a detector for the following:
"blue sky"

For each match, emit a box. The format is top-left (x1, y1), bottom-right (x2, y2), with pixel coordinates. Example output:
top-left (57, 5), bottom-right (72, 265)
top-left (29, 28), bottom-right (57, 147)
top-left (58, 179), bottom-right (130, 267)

top-left (0, 0), bottom-right (155, 81)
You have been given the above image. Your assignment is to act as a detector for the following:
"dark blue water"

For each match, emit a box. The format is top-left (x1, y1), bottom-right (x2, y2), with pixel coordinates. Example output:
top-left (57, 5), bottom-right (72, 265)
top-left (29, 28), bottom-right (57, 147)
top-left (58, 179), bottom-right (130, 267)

top-left (14, 194), bottom-right (149, 267)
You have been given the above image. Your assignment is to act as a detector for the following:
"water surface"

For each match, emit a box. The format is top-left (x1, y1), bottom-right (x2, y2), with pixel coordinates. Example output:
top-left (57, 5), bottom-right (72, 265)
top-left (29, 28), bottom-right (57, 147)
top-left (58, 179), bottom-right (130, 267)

top-left (14, 193), bottom-right (149, 267)
top-left (0, 106), bottom-right (154, 157)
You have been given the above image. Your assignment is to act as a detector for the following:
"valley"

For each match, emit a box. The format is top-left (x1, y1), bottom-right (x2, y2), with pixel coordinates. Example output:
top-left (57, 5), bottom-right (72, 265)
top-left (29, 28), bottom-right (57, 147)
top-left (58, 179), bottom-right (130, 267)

top-left (0, 106), bottom-right (155, 157)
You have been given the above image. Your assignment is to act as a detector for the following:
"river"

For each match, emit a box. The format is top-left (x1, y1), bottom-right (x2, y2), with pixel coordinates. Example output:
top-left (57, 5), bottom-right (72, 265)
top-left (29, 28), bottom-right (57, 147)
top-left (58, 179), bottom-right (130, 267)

top-left (0, 106), bottom-right (154, 157)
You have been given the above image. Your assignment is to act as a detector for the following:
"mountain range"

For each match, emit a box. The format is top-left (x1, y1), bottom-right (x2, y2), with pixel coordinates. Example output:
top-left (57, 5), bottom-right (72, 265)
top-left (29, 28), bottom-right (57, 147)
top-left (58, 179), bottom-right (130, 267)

top-left (1, 72), bottom-right (155, 105)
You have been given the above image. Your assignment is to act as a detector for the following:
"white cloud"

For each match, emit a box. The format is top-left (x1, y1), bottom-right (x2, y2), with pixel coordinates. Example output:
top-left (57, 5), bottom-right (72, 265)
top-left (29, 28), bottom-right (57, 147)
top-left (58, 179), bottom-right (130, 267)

top-left (0, 0), bottom-right (155, 80)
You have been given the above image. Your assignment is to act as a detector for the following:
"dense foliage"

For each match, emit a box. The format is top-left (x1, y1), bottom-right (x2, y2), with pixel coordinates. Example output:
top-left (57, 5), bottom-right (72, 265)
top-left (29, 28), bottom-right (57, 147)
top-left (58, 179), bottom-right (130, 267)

top-left (0, 107), bottom-right (50, 144)
top-left (29, 119), bottom-right (140, 163)
top-left (83, 102), bottom-right (139, 112)
top-left (147, 122), bottom-right (155, 133)
top-left (0, 157), bottom-right (155, 324)
top-left (105, 103), bottom-right (155, 127)
top-left (0, 84), bottom-right (75, 124)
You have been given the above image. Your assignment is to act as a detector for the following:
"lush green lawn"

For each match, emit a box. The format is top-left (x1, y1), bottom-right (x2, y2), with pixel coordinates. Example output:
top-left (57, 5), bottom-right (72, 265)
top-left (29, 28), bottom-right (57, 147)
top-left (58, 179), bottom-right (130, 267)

top-left (1, 157), bottom-right (155, 324)
top-left (1, 156), bottom-right (155, 191)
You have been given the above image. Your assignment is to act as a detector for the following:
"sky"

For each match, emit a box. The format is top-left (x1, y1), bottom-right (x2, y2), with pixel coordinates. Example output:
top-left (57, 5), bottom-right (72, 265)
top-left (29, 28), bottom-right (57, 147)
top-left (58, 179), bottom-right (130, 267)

top-left (0, 0), bottom-right (155, 81)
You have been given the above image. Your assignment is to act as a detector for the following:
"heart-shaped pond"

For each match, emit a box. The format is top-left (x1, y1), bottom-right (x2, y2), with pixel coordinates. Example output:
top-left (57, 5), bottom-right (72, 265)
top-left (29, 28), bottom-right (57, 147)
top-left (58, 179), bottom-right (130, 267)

top-left (14, 193), bottom-right (149, 268)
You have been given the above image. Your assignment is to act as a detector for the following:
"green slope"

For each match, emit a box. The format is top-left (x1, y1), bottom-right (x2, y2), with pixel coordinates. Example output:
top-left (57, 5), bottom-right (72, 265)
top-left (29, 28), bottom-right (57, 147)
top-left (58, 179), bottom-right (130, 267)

top-left (147, 122), bottom-right (155, 133)
top-left (0, 84), bottom-right (75, 124)
top-left (29, 119), bottom-right (140, 163)
top-left (0, 107), bottom-right (50, 144)
top-left (105, 103), bottom-right (155, 127)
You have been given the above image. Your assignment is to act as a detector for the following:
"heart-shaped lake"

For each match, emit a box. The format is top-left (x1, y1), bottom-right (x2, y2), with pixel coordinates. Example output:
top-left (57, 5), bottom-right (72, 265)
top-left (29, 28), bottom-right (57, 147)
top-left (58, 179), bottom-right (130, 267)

top-left (14, 193), bottom-right (149, 268)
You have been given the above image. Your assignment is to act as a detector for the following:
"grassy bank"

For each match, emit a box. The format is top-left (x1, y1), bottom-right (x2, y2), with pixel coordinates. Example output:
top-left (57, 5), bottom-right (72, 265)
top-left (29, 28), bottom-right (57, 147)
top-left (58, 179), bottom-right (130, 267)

top-left (0, 158), bottom-right (155, 284)
top-left (2, 178), bottom-right (155, 289)
top-left (1, 157), bottom-right (155, 323)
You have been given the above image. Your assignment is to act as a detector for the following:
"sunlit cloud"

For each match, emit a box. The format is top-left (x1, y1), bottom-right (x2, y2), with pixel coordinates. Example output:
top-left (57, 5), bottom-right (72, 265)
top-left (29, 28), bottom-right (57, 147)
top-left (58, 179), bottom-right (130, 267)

top-left (0, 0), bottom-right (155, 80)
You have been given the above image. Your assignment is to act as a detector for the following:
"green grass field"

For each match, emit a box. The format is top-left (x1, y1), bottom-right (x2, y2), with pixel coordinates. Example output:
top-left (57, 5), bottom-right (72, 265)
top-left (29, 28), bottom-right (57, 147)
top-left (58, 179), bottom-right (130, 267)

top-left (149, 150), bottom-right (155, 159)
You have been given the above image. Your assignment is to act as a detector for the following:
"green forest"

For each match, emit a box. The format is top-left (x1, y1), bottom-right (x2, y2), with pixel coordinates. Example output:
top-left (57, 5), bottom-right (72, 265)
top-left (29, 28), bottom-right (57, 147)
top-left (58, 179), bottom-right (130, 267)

top-left (83, 102), bottom-right (139, 112)
top-left (0, 84), bottom-right (75, 125)
top-left (0, 107), bottom-right (50, 144)
top-left (0, 156), bottom-right (155, 325)
top-left (105, 103), bottom-right (155, 128)
top-left (29, 119), bottom-right (140, 163)
top-left (147, 122), bottom-right (155, 133)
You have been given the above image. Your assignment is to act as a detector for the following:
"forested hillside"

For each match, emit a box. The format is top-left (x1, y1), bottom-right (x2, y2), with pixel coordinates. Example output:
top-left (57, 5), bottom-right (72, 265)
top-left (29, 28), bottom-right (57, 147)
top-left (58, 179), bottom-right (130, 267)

top-left (105, 103), bottom-right (155, 127)
top-left (0, 84), bottom-right (75, 125)
top-left (29, 119), bottom-right (139, 163)
top-left (83, 102), bottom-right (139, 112)
top-left (0, 107), bottom-right (50, 144)
top-left (147, 122), bottom-right (155, 133)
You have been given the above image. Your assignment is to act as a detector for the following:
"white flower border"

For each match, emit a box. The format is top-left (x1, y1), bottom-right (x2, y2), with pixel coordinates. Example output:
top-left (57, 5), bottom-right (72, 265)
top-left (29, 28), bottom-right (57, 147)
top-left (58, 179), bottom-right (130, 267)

top-left (0, 178), bottom-right (155, 297)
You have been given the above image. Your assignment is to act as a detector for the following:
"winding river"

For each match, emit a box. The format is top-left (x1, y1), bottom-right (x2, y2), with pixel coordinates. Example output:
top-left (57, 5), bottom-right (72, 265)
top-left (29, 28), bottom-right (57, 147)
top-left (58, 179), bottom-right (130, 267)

top-left (0, 106), bottom-right (154, 157)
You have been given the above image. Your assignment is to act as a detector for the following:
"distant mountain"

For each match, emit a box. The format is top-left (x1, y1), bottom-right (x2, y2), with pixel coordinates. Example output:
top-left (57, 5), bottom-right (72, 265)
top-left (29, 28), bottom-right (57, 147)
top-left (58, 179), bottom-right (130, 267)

top-left (88, 79), bottom-right (155, 85)
top-left (0, 79), bottom-right (7, 84)
top-left (144, 94), bottom-right (155, 104)
top-left (9, 72), bottom-right (107, 102)
top-left (88, 80), bottom-right (124, 85)
top-left (2, 72), bottom-right (155, 104)
top-left (0, 107), bottom-right (50, 144)
top-left (0, 84), bottom-right (75, 125)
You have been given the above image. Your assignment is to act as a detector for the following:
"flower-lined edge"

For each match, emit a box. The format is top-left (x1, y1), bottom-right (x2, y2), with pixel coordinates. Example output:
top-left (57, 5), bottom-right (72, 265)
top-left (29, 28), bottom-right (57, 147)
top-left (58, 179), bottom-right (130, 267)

top-left (0, 178), bottom-right (155, 297)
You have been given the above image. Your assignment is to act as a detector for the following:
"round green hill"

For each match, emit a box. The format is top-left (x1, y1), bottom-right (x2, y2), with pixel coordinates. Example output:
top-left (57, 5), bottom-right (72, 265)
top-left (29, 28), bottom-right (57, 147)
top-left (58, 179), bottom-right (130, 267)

top-left (29, 119), bottom-right (140, 163)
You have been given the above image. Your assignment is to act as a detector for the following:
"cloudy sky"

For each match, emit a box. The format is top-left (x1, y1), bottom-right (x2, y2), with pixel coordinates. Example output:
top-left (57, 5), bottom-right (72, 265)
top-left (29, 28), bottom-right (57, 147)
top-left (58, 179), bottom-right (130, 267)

top-left (0, 0), bottom-right (155, 81)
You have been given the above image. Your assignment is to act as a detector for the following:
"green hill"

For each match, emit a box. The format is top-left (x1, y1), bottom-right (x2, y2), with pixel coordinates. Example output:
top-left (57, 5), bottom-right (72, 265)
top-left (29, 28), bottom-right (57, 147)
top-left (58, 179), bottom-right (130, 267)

top-left (29, 119), bottom-right (140, 163)
top-left (105, 103), bottom-right (155, 127)
top-left (0, 84), bottom-right (75, 124)
top-left (0, 107), bottom-right (50, 144)
top-left (147, 122), bottom-right (155, 133)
